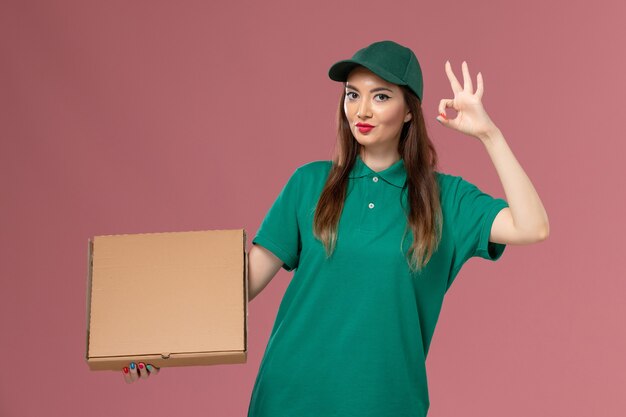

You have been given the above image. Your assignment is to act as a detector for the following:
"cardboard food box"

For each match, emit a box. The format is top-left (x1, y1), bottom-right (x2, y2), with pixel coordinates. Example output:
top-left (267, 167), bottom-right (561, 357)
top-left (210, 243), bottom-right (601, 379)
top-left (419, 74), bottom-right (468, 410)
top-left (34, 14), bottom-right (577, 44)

top-left (85, 229), bottom-right (248, 371)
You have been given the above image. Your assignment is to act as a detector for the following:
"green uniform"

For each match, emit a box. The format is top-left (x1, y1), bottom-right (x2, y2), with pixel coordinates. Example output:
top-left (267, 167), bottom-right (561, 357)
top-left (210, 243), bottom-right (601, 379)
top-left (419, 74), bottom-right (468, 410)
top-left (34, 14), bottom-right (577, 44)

top-left (247, 155), bottom-right (509, 417)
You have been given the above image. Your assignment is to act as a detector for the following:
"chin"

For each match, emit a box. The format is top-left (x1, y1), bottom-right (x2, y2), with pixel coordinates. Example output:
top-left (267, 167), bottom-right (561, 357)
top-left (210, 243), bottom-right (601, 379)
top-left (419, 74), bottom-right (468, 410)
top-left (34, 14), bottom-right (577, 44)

top-left (355, 134), bottom-right (377, 143)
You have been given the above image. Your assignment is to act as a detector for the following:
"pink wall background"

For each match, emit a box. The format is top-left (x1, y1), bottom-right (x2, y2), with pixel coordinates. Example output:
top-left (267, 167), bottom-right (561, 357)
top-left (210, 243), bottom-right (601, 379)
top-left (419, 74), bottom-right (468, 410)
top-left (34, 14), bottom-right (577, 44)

top-left (1, 0), bottom-right (624, 416)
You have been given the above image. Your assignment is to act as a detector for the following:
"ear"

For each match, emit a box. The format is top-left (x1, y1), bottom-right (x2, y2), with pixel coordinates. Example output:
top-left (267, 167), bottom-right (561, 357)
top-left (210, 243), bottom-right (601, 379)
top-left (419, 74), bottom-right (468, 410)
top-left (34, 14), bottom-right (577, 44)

top-left (404, 112), bottom-right (412, 123)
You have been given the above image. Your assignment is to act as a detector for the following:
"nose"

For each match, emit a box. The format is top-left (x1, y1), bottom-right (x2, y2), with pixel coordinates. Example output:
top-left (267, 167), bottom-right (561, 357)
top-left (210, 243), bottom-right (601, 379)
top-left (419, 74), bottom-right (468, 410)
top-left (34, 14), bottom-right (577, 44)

top-left (356, 98), bottom-right (372, 119)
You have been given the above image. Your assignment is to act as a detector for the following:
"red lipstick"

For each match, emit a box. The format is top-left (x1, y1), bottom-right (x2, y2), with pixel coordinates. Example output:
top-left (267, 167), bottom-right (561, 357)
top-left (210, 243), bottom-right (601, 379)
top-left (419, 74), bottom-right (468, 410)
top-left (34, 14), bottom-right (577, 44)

top-left (356, 122), bottom-right (374, 133)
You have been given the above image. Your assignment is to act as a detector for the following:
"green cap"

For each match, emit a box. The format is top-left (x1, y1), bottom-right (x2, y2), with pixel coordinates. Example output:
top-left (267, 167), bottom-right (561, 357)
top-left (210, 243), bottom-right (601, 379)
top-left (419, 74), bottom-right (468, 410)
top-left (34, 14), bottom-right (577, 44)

top-left (328, 40), bottom-right (424, 101)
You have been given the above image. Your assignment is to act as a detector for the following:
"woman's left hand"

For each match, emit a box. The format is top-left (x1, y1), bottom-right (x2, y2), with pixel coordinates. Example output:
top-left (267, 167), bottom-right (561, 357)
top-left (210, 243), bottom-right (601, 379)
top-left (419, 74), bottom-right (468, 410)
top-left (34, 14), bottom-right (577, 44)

top-left (436, 60), bottom-right (499, 140)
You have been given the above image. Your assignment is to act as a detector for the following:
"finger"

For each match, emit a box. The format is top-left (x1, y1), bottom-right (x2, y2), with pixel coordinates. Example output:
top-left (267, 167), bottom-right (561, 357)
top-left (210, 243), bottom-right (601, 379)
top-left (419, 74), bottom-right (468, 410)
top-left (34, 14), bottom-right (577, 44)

top-left (138, 362), bottom-right (149, 379)
top-left (476, 72), bottom-right (484, 99)
top-left (122, 366), bottom-right (132, 384)
top-left (438, 98), bottom-right (454, 117)
top-left (129, 362), bottom-right (139, 382)
top-left (436, 110), bottom-right (449, 126)
top-left (147, 364), bottom-right (160, 376)
top-left (444, 60), bottom-right (463, 94)
top-left (462, 61), bottom-right (473, 93)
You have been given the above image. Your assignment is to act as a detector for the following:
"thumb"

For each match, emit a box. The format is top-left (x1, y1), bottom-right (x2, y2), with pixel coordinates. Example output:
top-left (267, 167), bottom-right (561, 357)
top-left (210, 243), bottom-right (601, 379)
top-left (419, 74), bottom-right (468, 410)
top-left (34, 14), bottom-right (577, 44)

top-left (436, 112), bottom-right (448, 125)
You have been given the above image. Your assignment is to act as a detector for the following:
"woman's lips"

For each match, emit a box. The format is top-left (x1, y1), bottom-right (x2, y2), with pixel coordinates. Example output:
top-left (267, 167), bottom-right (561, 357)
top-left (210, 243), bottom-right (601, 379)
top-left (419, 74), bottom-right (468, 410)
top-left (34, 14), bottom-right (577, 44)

top-left (357, 124), bottom-right (374, 133)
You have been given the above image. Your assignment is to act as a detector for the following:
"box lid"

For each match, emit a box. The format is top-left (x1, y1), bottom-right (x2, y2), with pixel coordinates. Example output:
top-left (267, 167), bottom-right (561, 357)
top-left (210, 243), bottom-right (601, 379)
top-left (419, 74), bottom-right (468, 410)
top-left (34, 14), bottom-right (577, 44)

top-left (86, 229), bottom-right (246, 361)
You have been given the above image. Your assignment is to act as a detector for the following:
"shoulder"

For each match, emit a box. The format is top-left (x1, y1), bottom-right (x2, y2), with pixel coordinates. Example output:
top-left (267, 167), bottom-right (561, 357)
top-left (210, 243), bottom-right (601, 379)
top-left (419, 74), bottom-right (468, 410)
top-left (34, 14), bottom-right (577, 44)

top-left (281, 160), bottom-right (333, 198)
top-left (292, 160), bottom-right (333, 180)
top-left (434, 170), bottom-right (478, 203)
top-left (295, 160), bottom-right (333, 174)
top-left (434, 170), bottom-right (463, 184)
top-left (434, 170), bottom-right (481, 187)
top-left (434, 170), bottom-right (462, 192)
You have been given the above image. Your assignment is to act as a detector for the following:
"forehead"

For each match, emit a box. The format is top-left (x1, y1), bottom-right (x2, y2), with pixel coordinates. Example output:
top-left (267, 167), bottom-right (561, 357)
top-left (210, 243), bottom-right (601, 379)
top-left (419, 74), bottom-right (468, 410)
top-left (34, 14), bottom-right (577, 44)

top-left (345, 66), bottom-right (398, 90)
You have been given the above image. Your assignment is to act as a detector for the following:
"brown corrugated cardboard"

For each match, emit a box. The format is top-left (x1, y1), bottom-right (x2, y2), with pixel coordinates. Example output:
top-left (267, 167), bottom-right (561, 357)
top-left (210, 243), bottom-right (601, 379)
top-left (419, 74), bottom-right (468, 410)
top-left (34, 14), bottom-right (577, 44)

top-left (85, 229), bottom-right (248, 371)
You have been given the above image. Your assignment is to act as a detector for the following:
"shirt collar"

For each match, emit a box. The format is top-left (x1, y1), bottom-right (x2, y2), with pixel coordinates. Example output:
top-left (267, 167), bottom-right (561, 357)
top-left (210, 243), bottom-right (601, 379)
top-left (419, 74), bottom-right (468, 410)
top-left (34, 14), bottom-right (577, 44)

top-left (348, 155), bottom-right (407, 188)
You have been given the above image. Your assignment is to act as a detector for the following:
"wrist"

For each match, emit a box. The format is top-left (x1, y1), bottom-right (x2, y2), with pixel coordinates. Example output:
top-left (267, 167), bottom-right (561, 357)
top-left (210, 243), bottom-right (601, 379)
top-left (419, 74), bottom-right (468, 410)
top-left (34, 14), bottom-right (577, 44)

top-left (477, 125), bottom-right (502, 143)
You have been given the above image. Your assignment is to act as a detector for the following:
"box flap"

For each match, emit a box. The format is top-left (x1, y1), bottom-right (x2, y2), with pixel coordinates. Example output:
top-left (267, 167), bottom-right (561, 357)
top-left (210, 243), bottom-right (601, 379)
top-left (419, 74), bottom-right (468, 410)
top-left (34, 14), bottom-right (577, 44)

top-left (85, 238), bottom-right (94, 362)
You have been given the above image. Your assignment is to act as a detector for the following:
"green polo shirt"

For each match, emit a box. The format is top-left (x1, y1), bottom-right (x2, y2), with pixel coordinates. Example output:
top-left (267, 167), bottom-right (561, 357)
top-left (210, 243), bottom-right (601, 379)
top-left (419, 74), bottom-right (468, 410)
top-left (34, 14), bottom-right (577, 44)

top-left (247, 155), bottom-right (509, 417)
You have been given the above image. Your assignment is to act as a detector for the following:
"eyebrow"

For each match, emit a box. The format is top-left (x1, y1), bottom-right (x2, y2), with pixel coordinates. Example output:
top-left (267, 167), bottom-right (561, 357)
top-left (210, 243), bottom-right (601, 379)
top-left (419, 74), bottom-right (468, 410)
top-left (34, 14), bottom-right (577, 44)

top-left (344, 84), bottom-right (394, 93)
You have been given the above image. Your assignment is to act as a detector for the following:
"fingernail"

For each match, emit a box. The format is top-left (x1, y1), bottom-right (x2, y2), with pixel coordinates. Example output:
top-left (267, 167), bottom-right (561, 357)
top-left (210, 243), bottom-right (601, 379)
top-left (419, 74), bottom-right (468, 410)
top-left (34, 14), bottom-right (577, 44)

top-left (139, 363), bottom-right (144, 369)
top-left (439, 112), bottom-right (447, 119)
top-left (130, 362), bottom-right (135, 370)
top-left (436, 118), bottom-right (442, 124)
top-left (123, 367), bottom-right (129, 374)
top-left (147, 364), bottom-right (153, 371)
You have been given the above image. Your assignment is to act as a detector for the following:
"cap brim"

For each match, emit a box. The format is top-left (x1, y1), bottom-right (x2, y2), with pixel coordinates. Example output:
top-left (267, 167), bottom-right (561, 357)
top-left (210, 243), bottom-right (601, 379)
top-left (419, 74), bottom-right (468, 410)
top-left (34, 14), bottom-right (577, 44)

top-left (328, 60), bottom-right (360, 81)
top-left (328, 59), bottom-right (407, 87)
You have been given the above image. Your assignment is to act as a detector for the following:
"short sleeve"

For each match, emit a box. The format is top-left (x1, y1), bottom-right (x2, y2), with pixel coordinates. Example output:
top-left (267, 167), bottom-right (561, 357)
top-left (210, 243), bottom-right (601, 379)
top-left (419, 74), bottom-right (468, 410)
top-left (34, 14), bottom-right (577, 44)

top-left (252, 168), bottom-right (302, 272)
top-left (448, 175), bottom-right (509, 278)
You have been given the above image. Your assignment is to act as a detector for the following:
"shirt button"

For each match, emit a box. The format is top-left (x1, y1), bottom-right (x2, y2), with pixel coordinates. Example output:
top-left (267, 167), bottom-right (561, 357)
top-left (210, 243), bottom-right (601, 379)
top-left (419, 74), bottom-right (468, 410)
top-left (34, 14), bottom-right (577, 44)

top-left (368, 202), bottom-right (375, 209)
top-left (372, 176), bottom-right (379, 182)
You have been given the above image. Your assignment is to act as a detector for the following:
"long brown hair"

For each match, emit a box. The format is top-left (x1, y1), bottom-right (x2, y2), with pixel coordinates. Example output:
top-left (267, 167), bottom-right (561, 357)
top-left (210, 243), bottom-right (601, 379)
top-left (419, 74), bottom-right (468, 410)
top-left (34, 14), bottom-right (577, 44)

top-left (312, 83), bottom-right (443, 273)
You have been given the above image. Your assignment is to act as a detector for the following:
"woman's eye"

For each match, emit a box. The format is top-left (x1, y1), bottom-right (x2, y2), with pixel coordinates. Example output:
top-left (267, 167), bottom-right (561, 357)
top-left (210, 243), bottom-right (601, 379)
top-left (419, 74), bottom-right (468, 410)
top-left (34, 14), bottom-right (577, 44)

top-left (345, 92), bottom-right (389, 101)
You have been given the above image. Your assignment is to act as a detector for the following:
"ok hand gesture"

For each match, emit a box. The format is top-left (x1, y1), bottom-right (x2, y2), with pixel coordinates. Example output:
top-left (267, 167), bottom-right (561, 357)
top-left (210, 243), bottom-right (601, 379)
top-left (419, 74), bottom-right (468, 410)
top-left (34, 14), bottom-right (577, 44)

top-left (436, 60), bottom-right (499, 140)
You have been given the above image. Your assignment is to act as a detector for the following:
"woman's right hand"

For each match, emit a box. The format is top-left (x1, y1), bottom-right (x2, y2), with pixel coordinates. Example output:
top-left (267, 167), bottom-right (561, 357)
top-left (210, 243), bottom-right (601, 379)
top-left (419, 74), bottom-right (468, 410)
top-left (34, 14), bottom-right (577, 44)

top-left (121, 362), bottom-right (160, 383)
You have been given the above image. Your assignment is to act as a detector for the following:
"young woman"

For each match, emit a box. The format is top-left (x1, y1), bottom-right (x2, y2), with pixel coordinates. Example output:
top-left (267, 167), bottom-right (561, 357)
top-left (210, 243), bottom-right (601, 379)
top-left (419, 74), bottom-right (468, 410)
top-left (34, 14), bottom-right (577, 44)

top-left (123, 40), bottom-right (549, 417)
